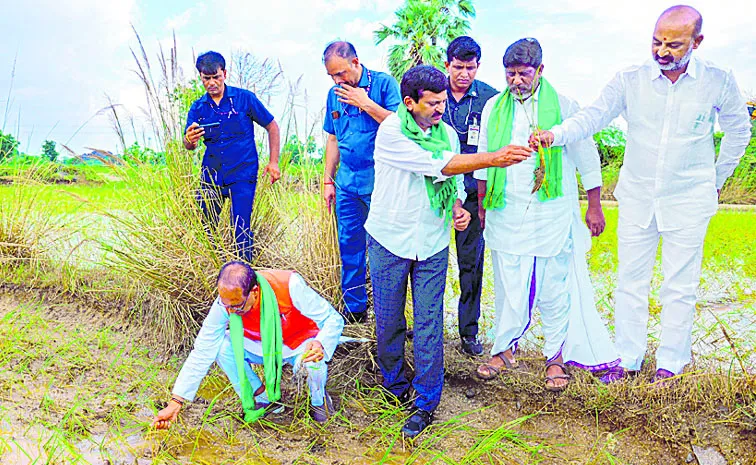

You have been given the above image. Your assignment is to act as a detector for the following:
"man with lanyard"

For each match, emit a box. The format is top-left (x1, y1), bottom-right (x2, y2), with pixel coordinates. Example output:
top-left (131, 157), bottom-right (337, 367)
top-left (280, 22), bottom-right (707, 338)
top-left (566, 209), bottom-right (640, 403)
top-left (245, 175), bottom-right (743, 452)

top-left (366, 65), bottom-right (533, 437)
top-left (184, 51), bottom-right (281, 262)
top-left (442, 36), bottom-right (499, 356)
top-left (532, 6), bottom-right (751, 384)
top-left (152, 261), bottom-right (344, 428)
top-left (322, 41), bottom-right (401, 324)
top-left (474, 38), bottom-right (619, 391)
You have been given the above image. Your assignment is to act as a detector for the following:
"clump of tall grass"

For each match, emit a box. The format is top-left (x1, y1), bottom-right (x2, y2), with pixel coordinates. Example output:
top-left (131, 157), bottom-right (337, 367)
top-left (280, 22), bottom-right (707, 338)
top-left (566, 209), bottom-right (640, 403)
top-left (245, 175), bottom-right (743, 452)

top-left (97, 30), bottom-right (342, 349)
top-left (0, 162), bottom-right (66, 270)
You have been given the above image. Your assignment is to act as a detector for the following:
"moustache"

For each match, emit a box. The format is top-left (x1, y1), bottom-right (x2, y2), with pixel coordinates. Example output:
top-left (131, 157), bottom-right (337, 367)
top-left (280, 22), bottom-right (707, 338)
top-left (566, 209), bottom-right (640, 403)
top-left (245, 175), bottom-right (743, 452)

top-left (655, 54), bottom-right (673, 63)
top-left (432, 112), bottom-right (443, 118)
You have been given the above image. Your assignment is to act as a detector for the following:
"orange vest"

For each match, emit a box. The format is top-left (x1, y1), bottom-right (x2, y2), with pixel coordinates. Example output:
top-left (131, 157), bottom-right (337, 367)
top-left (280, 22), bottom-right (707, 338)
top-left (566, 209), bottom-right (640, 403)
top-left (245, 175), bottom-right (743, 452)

top-left (240, 270), bottom-right (320, 350)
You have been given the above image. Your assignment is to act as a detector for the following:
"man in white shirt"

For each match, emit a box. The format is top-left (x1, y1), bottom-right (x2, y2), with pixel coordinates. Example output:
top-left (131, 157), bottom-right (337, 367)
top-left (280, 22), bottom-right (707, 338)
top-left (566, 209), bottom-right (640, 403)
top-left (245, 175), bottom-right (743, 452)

top-left (152, 261), bottom-right (344, 428)
top-left (474, 38), bottom-right (619, 392)
top-left (532, 5), bottom-right (752, 383)
top-left (365, 65), bottom-right (533, 437)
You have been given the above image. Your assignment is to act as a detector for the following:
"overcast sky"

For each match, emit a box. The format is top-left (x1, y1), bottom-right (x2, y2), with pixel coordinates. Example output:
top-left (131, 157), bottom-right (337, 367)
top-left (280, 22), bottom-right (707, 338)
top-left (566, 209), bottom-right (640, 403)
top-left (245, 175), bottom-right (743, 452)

top-left (1, 0), bottom-right (754, 155)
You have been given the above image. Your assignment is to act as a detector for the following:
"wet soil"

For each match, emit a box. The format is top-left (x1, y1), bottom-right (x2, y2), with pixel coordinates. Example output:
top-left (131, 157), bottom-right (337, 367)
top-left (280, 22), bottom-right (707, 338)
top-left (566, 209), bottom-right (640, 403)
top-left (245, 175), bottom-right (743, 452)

top-left (0, 291), bottom-right (754, 465)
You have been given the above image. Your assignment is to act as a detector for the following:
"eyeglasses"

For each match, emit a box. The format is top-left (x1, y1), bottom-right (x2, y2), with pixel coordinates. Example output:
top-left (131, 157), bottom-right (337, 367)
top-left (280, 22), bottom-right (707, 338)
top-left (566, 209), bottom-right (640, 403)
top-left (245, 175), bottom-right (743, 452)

top-left (222, 293), bottom-right (249, 314)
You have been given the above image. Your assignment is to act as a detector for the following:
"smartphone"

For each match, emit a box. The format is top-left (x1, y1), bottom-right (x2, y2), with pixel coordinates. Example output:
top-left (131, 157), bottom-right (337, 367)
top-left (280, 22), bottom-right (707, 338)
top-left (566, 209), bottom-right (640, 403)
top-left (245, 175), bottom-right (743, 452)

top-left (199, 122), bottom-right (220, 129)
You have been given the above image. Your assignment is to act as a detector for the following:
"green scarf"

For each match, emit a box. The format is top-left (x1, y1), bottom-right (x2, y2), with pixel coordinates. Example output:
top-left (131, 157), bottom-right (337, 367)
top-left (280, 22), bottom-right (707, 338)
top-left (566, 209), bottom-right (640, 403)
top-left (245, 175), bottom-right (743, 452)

top-left (228, 273), bottom-right (283, 423)
top-left (483, 77), bottom-right (563, 210)
top-left (397, 105), bottom-right (457, 224)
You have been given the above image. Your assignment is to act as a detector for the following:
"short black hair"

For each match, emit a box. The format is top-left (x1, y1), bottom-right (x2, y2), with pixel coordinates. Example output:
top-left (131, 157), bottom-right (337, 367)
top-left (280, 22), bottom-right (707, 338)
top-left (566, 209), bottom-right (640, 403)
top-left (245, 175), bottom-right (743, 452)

top-left (196, 51), bottom-right (226, 75)
top-left (217, 261), bottom-right (257, 296)
top-left (401, 65), bottom-right (447, 103)
top-left (323, 41), bottom-right (358, 63)
top-left (503, 38), bottom-right (542, 69)
top-left (446, 36), bottom-right (481, 63)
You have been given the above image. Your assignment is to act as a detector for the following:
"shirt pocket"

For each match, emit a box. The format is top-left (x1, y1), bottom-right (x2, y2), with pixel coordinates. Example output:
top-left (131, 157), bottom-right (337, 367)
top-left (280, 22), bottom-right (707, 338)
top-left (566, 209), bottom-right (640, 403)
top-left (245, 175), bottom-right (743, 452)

top-left (677, 102), bottom-right (714, 136)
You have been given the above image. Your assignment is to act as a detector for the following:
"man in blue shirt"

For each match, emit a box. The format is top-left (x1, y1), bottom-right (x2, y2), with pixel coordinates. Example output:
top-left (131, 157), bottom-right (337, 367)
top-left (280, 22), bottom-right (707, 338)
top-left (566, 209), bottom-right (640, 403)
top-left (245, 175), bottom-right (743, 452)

top-left (322, 42), bottom-right (401, 324)
top-left (184, 51), bottom-right (281, 262)
top-left (442, 37), bottom-right (499, 356)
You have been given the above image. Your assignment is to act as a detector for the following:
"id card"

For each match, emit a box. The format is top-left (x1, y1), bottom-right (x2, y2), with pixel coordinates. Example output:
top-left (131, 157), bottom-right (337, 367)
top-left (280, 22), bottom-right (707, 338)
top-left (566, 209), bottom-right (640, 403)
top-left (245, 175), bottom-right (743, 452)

top-left (467, 124), bottom-right (480, 146)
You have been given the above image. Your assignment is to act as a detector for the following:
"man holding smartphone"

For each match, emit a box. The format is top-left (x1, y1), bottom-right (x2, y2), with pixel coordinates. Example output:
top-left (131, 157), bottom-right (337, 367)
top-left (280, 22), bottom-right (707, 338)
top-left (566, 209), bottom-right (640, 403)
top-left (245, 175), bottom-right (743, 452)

top-left (184, 51), bottom-right (281, 262)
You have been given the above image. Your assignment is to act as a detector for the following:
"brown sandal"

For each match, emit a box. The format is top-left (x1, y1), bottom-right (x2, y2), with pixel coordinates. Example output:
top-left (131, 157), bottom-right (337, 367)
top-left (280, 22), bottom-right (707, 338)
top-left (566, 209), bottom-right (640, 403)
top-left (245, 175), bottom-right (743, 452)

top-left (476, 353), bottom-right (518, 380)
top-left (545, 360), bottom-right (570, 392)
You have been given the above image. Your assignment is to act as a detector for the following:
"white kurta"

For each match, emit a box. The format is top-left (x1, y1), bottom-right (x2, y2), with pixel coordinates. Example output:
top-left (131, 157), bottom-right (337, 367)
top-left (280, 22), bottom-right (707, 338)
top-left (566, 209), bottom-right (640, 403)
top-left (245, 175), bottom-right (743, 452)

top-left (550, 57), bottom-right (751, 374)
top-left (474, 88), bottom-right (619, 369)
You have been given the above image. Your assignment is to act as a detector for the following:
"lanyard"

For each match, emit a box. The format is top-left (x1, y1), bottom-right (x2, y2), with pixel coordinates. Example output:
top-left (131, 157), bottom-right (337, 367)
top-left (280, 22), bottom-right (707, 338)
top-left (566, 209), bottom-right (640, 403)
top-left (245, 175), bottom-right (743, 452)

top-left (210, 97), bottom-right (239, 118)
top-left (445, 92), bottom-right (476, 135)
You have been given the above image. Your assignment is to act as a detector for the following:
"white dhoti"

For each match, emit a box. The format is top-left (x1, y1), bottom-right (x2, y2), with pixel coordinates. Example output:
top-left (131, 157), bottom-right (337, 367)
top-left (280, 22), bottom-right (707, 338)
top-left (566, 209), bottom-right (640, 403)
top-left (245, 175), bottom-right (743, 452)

top-left (615, 213), bottom-right (710, 374)
top-left (490, 210), bottom-right (620, 370)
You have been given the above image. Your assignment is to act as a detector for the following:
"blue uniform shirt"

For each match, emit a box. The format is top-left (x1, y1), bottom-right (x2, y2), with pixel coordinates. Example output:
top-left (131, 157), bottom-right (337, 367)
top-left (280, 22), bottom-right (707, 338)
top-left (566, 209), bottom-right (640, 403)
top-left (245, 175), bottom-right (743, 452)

top-left (442, 79), bottom-right (498, 191)
top-left (186, 85), bottom-right (274, 186)
top-left (323, 66), bottom-right (401, 196)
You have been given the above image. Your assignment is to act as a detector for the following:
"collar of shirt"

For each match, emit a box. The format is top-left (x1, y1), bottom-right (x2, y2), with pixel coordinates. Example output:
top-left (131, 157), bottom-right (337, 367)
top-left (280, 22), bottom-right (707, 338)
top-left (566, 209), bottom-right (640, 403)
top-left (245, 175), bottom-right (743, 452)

top-left (448, 79), bottom-right (479, 104)
top-left (199, 84), bottom-right (239, 104)
top-left (357, 65), bottom-right (370, 88)
top-left (648, 56), bottom-right (699, 83)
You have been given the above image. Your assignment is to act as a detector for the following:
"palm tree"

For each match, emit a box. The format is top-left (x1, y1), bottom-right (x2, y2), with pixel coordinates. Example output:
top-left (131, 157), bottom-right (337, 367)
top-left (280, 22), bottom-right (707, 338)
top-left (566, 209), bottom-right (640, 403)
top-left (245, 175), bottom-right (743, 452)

top-left (374, 0), bottom-right (476, 80)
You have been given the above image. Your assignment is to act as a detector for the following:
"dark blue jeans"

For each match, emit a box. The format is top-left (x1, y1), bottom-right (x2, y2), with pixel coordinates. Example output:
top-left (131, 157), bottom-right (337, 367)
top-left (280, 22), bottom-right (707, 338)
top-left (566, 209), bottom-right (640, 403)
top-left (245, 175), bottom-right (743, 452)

top-left (367, 235), bottom-right (448, 412)
top-left (336, 186), bottom-right (371, 315)
top-left (455, 191), bottom-right (484, 338)
top-left (197, 180), bottom-right (256, 262)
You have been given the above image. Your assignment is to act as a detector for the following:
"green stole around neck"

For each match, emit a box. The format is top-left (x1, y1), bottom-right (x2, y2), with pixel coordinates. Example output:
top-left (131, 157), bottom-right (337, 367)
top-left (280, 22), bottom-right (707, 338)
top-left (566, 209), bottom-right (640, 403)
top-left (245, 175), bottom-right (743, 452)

top-left (228, 273), bottom-right (283, 423)
top-left (397, 105), bottom-right (457, 224)
top-left (482, 77), bottom-right (564, 210)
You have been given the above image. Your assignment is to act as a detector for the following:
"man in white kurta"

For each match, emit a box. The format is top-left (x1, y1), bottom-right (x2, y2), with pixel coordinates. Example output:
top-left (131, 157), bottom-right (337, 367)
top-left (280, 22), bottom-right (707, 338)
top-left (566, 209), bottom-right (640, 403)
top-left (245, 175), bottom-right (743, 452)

top-left (534, 6), bottom-right (752, 382)
top-left (474, 38), bottom-right (619, 390)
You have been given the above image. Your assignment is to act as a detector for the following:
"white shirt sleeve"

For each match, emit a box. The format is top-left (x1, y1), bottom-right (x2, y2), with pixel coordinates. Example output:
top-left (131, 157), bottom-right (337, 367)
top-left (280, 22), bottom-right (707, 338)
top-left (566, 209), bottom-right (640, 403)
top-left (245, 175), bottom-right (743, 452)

top-left (375, 113), bottom-right (457, 181)
top-left (714, 70), bottom-right (752, 189)
top-left (172, 300), bottom-right (229, 401)
top-left (560, 96), bottom-right (603, 190)
top-left (473, 98), bottom-right (495, 181)
top-left (552, 71), bottom-right (627, 147)
top-left (288, 273), bottom-right (344, 362)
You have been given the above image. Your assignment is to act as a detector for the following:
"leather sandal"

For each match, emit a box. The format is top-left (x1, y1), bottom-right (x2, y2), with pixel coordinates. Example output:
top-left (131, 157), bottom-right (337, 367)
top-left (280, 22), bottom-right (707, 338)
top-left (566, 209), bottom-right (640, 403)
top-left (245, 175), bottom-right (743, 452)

top-left (476, 352), bottom-right (518, 380)
top-left (545, 360), bottom-right (570, 392)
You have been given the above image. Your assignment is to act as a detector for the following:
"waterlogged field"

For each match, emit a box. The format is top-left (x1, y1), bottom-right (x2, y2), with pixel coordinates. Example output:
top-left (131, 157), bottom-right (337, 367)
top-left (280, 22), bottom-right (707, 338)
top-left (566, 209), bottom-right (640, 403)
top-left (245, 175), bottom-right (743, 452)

top-left (1, 177), bottom-right (755, 464)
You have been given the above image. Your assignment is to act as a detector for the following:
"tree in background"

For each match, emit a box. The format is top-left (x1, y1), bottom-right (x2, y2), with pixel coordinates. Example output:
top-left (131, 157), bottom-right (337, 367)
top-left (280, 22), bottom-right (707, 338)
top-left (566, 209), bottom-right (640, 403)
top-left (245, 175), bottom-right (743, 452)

top-left (0, 131), bottom-right (20, 162)
top-left (41, 140), bottom-right (59, 163)
top-left (374, 0), bottom-right (475, 80)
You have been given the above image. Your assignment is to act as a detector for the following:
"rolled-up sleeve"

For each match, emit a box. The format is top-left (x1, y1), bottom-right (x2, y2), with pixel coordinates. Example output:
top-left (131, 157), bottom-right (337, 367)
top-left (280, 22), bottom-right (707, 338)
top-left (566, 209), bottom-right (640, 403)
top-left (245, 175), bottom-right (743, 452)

top-left (288, 273), bottom-right (344, 362)
top-left (715, 70), bottom-right (752, 189)
top-left (172, 301), bottom-right (229, 401)
top-left (375, 114), bottom-right (456, 181)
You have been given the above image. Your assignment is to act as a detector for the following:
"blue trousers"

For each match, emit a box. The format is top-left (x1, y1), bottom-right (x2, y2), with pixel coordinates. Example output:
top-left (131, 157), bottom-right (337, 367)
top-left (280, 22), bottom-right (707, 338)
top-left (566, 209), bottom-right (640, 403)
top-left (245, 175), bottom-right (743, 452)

top-left (367, 235), bottom-right (448, 412)
top-left (335, 186), bottom-right (371, 314)
top-left (455, 191), bottom-right (485, 337)
top-left (197, 180), bottom-right (256, 262)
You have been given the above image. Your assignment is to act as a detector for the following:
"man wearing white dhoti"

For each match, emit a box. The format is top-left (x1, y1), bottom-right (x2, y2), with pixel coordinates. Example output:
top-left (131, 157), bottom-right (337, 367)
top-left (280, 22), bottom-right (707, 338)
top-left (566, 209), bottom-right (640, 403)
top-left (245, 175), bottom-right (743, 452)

top-left (474, 38), bottom-right (619, 391)
top-left (532, 6), bottom-right (752, 383)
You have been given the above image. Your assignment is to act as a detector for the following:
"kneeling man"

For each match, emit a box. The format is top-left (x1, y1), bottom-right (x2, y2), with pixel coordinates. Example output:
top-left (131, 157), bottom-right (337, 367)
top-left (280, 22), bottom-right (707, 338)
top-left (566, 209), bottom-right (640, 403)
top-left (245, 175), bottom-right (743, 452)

top-left (153, 261), bottom-right (344, 428)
